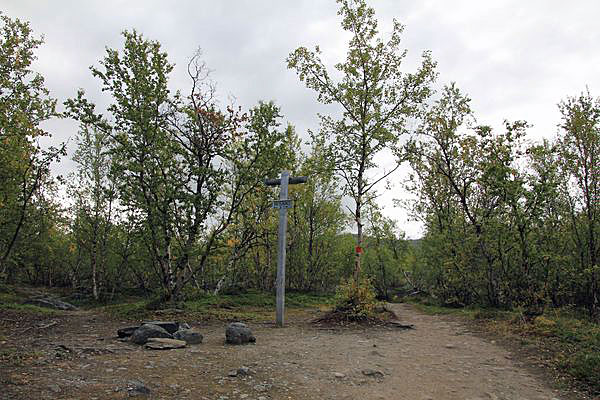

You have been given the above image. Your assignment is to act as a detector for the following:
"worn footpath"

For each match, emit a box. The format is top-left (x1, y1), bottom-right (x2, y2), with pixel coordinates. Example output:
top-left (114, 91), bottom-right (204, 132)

top-left (0, 303), bottom-right (578, 400)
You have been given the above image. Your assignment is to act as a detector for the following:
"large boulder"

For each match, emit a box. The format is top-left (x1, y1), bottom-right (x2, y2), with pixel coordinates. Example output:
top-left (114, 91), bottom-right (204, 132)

top-left (173, 329), bottom-right (203, 345)
top-left (130, 323), bottom-right (172, 345)
top-left (225, 322), bottom-right (256, 345)
top-left (24, 297), bottom-right (77, 311)
top-left (141, 321), bottom-right (179, 334)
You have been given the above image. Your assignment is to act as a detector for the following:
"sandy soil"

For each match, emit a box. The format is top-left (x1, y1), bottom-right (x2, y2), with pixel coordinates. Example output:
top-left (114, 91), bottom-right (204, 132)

top-left (0, 303), bottom-right (584, 400)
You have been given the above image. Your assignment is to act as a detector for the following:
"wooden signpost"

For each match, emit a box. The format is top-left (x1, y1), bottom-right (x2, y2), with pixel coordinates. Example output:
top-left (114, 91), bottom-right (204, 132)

top-left (265, 171), bottom-right (307, 327)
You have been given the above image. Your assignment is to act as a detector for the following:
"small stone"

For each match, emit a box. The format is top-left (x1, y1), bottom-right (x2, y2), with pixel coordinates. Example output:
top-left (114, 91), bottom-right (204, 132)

top-left (228, 370), bottom-right (238, 377)
top-left (237, 366), bottom-right (250, 376)
top-left (254, 383), bottom-right (271, 392)
top-left (362, 369), bottom-right (384, 378)
top-left (445, 344), bottom-right (455, 349)
top-left (127, 380), bottom-right (151, 396)
top-left (48, 384), bottom-right (61, 393)
top-left (334, 372), bottom-right (345, 379)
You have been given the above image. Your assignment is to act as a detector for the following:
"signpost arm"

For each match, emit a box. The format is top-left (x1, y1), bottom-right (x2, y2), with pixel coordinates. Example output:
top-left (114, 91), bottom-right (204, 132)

top-left (276, 171), bottom-right (290, 327)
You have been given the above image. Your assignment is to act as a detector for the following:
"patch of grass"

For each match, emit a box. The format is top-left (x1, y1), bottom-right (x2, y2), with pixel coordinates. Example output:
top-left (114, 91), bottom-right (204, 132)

top-left (182, 290), bottom-right (334, 322)
top-left (0, 285), bottom-right (61, 315)
top-left (0, 348), bottom-right (44, 366)
top-left (520, 312), bottom-right (600, 393)
top-left (99, 300), bottom-right (151, 319)
top-left (1, 303), bottom-right (60, 315)
top-left (286, 292), bottom-right (335, 308)
top-left (184, 290), bottom-right (333, 310)
top-left (95, 290), bottom-right (334, 322)
top-left (0, 284), bottom-right (20, 304)
top-left (409, 301), bottom-right (479, 317)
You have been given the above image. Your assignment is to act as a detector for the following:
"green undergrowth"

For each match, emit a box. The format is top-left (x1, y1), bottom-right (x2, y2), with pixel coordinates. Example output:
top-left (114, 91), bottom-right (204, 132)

top-left (0, 283), bottom-right (334, 321)
top-left (100, 300), bottom-right (150, 319)
top-left (185, 290), bottom-right (334, 322)
top-left (0, 284), bottom-right (60, 315)
top-left (185, 289), bottom-right (333, 309)
top-left (100, 290), bottom-right (334, 321)
top-left (407, 297), bottom-right (600, 395)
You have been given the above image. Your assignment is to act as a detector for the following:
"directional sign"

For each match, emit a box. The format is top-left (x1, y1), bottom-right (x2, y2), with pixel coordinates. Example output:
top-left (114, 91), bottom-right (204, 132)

top-left (265, 176), bottom-right (307, 186)
top-left (264, 171), bottom-right (307, 327)
top-left (272, 200), bottom-right (293, 209)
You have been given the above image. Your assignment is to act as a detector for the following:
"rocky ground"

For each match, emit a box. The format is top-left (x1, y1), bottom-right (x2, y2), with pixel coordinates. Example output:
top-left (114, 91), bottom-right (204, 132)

top-left (0, 302), bottom-right (589, 400)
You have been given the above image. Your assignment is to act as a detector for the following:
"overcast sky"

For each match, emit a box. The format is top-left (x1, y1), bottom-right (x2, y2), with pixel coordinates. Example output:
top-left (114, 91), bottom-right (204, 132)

top-left (4, 1), bottom-right (600, 238)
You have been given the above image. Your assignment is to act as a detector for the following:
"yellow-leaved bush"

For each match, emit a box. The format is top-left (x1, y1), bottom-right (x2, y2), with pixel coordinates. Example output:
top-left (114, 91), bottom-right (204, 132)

top-left (334, 277), bottom-right (379, 320)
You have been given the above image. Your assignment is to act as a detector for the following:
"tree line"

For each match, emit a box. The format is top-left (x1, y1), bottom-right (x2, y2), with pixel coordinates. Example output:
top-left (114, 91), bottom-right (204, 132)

top-left (406, 85), bottom-right (599, 317)
top-left (0, 2), bottom-right (598, 317)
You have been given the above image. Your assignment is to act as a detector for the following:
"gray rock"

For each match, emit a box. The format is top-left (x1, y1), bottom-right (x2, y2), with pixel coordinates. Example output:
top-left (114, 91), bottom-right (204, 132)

top-left (228, 370), bottom-right (238, 377)
top-left (130, 324), bottom-right (172, 345)
top-left (141, 321), bottom-right (179, 334)
top-left (225, 322), bottom-right (256, 345)
top-left (179, 322), bottom-right (191, 330)
top-left (24, 297), bottom-right (77, 311)
top-left (144, 338), bottom-right (186, 350)
top-left (253, 383), bottom-right (271, 392)
top-left (237, 366), bottom-right (250, 376)
top-left (117, 326), bottom-right (139, 338)
top-left (173, 329), bottom-right (203, 344)
top-left (48, 384), bottom-right (61, 393)
top-left (127, 380), bottom-right (151, 396)
top-left (334, 372), bottom-right (345, 379)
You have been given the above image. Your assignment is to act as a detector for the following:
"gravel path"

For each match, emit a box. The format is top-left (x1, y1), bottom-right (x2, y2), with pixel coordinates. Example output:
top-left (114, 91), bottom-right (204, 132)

top-left (0, 303), bottom-right (574, 399)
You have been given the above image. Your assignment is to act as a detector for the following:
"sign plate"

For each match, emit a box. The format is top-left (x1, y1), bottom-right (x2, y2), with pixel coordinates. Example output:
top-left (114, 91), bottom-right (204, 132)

top-left (272, 200), bottom-right (293, 209)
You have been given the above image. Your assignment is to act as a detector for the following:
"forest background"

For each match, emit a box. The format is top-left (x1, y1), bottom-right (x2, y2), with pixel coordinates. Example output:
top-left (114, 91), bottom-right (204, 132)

top-left (1, 0), bottom-right (599, 322)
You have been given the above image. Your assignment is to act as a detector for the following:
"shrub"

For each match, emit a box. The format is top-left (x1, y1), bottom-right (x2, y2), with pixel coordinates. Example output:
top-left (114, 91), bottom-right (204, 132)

top-left (333, 277), bottom-right (379, 320)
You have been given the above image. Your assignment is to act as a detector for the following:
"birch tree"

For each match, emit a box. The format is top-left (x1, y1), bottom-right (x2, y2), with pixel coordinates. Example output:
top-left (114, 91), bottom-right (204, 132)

top-left (287, 0), bottom-right (436, 280)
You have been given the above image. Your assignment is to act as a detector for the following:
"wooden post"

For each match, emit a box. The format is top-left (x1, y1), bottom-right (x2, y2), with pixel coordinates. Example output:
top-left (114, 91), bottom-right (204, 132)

top-left (265, 171), bottom-right (307, 327)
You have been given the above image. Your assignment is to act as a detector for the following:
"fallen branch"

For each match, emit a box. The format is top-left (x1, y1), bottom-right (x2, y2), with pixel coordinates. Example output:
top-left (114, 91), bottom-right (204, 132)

top-left (387, 320), bottom-right (415, 330)
top-left (38, 321), bottom-right (58, 329)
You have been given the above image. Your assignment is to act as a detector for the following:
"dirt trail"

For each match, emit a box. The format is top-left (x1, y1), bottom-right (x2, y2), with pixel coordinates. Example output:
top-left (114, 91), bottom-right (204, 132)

top-left (0, 303), bottom-right (574, 400)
